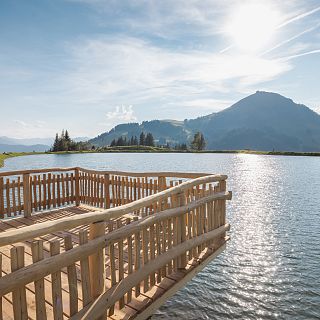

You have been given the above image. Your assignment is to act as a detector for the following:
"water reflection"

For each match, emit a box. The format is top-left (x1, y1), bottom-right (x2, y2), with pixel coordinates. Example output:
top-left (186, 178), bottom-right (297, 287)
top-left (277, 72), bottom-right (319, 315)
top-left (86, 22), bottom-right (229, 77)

top-left (1, 153), bottom-right (320, 319)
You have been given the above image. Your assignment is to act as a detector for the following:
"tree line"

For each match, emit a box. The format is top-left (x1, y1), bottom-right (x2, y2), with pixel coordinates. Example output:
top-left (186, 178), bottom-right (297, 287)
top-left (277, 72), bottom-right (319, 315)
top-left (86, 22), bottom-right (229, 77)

top-left (50, 130), bottom-right (206, 152)
top-left (51, 130), bottom-right (91, 152)
top-left (110, 132), bottom-right (155, 147)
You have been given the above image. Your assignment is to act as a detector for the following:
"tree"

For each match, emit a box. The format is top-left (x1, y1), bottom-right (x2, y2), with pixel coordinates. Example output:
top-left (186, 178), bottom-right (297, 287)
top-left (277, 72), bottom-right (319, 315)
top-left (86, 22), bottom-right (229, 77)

top-left (110, 139), bottom-right (116, 147)
top-left (52, 133), bottom-right (59, 152)
top-left (191, 132), bottom-right (206, 151)
top-left (130, 136), bottom-right (135, 146)
top-left (139, 132), bottom-right (145, 146)
top-left (145, 133), bottom-right (155, 146)
top-left (133, 136), bottom-right (138, 146)
top-left (65, 130), bottom-right (71, 143)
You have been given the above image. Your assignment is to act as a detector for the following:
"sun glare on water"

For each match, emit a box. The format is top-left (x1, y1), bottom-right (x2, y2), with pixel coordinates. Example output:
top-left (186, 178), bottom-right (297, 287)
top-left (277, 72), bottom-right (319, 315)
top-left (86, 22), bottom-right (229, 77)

top-left (226, 2), bottom-right (281, 52)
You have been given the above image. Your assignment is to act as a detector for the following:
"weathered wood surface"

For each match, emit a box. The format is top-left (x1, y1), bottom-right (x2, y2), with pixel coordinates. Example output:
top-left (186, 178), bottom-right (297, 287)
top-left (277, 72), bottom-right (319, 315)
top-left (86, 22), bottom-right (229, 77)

top-left (0, 168), bottom-right (231, 320)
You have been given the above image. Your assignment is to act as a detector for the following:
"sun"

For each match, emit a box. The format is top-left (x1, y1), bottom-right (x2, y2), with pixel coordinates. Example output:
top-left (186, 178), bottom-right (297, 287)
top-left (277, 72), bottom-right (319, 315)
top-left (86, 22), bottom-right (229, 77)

top-left (225, 2), bottom-right (281, 52)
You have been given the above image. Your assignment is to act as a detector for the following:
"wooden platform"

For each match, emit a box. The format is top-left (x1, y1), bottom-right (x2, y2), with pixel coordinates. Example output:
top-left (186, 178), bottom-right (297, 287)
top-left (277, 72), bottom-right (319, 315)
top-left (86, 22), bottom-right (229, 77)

top-left (0, 205), bottom-right (227, 320)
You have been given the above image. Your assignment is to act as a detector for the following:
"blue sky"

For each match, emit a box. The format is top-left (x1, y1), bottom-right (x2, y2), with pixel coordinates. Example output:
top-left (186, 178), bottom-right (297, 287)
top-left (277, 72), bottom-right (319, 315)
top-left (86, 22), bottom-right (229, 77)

top-left (0, 0), bottom-right (319, 138)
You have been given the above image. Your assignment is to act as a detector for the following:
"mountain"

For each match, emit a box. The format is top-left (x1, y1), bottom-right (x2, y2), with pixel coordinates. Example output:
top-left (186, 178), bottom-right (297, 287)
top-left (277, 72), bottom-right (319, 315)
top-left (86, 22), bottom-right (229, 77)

top-left (90, 91), bottom-right (320, 152)
top-left (0, 144), bottom-right (49, 152)
top-left (90, 120), bottom-right (193, 146)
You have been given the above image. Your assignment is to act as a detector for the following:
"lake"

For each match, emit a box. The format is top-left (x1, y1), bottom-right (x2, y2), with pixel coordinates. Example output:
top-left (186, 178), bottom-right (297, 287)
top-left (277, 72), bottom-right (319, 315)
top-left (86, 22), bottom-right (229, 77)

top-left (1, 153), bottom-right (319, 319)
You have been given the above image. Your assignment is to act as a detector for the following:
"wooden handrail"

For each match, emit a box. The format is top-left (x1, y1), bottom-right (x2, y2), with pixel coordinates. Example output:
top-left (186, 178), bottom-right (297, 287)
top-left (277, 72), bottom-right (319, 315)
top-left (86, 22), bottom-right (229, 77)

top-left (0, 216), bottom-right (230, 297)
top-left (71, 229), bottom-right (230, 320)
top-left (0, 166), bottom-right (213, 179)
top-left (0, 184), bottom-right (231, 247)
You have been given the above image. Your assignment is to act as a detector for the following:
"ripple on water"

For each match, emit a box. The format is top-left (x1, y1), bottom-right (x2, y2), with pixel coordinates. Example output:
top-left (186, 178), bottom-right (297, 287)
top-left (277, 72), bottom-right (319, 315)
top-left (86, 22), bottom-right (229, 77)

top-left (1, 153), bottom-right (319, 319)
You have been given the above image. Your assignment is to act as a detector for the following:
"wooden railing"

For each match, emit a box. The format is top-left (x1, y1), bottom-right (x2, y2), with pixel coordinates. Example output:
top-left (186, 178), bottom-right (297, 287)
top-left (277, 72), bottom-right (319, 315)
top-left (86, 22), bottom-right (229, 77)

top-left (0, 168), bottom-right (232, 319)
top-left (0, 167), bottom-right (211, 218)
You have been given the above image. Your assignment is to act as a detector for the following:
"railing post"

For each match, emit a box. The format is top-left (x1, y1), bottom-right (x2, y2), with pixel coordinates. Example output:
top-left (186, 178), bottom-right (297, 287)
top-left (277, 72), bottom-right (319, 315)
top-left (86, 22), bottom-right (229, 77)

top-left (75, 168), bottom-right (80, 206)
top-left (23, 173), bottom-right (32, 217)
top-left (104, 174), bottom-right (110, 209)
top-left (89, 221), bottom-right (106, 299)
top-left (177, 191), bottom-right (187, 269)
top-left (0, 177), bottom-right (4, 218)
top-left (158, 176), bottom-right (167, 191)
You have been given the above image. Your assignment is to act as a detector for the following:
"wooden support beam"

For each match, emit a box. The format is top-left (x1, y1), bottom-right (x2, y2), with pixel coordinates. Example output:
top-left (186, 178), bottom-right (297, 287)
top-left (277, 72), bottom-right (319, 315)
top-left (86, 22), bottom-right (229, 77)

top-left (88, 221), bottom-right (106, 299)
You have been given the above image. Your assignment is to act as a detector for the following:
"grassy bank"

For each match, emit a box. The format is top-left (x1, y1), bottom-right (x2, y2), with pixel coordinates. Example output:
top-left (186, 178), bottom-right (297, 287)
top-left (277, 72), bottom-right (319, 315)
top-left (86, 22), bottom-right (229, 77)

top-left (0, 152), bottom-right (41, 168)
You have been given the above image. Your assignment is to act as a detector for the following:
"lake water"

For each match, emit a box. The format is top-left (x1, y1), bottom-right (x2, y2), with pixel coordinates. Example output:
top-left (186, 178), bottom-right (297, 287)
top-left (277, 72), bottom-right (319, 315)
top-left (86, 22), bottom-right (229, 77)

top-left (1, 153), bottom-right (319, 319)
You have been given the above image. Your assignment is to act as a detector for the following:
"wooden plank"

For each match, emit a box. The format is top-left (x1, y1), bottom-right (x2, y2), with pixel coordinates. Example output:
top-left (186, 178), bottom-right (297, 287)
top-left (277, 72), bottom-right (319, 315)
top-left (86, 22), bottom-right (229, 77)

top-left (79, 230), bottom-right (92, 307)
top-left (50, 240), bottom-right (63, 320)
top-left (0, 254), bottom-right (2, 320)
top-left (31, 240), bottom-right (47, 320)
top-left (64, 235), bottom-right (79, 316)
top-left (75, 169), bottom-right (80, 206)
top-left (6, 179), bottom-right (11, 217)
top-left (11, 246), bottom-right (28, 320)
top-left (126, 218), bottom-right (133, 303)
top-left (117, 220), bottom-right (125, 309)
top-left (11, 179), bottom-right (17, 215)
top-left (88, 221), bottom-right (106, 299)
top-left (0, 177), bottom-right (4, 218)
top-left (108, 222), bottom-right (116, 316)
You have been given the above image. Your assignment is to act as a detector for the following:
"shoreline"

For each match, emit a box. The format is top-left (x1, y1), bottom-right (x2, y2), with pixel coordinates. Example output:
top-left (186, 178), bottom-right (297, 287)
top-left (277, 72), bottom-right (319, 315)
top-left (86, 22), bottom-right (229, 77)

top-left (1, 148), bottom-right (320, 169)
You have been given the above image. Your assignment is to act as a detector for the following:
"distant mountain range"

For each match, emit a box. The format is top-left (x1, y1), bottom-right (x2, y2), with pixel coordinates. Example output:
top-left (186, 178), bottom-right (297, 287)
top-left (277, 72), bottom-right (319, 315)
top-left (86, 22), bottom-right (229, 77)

top-left (90, 91), bottom-right (320, 152)
top-left (0, 137), bottom-right (90, 153)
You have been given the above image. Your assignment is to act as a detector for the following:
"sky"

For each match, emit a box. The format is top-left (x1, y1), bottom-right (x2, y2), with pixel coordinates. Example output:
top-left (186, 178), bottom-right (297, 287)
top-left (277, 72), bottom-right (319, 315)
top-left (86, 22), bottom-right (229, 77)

top-left (0, 0), bottom-right (319, 139)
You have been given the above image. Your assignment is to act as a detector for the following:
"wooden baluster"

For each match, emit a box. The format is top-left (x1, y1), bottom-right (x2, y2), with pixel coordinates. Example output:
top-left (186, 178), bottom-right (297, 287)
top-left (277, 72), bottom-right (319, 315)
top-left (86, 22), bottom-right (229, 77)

top-left (52, 174), bottom-right (57, 208)
top-left (72, 168), bottom-right (80, 207)
top-left (17, 177), bottom-right (22, 214)
top-left (47, 173), bottom-right (52, 209)
top-left (108, 222), bottom-right (116, 316)
top-left (56, 175), bottom-right (61, 208)
top-left (64, 235), bottom-right (78, 316)
top-left (89, 222), bottom-right (106, 299)
top-left (23, 173), bottom-right (31, 217)
top-left (177, 191), bottom-right (187, 269)
top-left (32, 175), bottom-right (37, 211)
top-left (0, 177), bottom-right (4, 218)
top-left (11, 179), bottom-right (17, 215)
top-left (61, 174), bottom-right (66, 206)
top-left (42, 174), bottom-right (47, 209)
top-left (50, 241), bottom-right (63, 320)
top-left (31, 240), bottom-right (47, 320)
top-left (117, 220), bottom-right (125, 309)
top-left (79, 230), bottom-right (92, 307)
top-left (134, 216), bottom-right (141, 297)
top-left (142, 223), bottom-right (149, 292)
top-left (37, 175), bottom-right (42, 211)
top-left (6, 179), bottom-right (11, 217)
top-left (65, 173), bottom-right (70, 205)
top-left (104, 174), bottom-right (110, 209)
top-left (11, 246), bottom-right (28, 320)
top-left (126, 218), bottom-right (133, 303)
top-left (70, 173), bottom-right (75, 203)
top-left (0, 254), bottom-right (2, 320)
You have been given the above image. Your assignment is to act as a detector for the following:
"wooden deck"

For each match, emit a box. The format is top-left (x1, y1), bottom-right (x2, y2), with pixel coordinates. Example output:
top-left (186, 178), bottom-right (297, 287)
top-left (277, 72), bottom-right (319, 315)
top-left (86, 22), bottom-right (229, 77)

top-left (0, 168), bottom-right (231, 319)
top-left (0, 205), bottom-right (227, 319)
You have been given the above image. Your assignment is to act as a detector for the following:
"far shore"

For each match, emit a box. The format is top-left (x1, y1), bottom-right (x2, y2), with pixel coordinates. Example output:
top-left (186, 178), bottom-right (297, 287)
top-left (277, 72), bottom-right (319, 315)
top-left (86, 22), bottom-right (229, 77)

top-left (1, 148), bottom-right (320, 169)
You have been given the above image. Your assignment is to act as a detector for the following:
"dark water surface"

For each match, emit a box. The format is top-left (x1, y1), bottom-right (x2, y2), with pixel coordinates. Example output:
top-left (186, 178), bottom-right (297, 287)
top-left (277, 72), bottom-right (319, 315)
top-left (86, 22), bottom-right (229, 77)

top-left (1, 153), bottom-right (319, 319)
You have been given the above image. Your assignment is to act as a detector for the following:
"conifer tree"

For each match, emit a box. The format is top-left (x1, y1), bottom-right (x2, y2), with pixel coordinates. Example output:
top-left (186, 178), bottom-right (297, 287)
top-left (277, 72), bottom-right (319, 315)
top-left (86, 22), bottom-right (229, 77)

top-left (145, 133), bottom-right (155, 146)
top-left (139, 132), bottom-right (145, 146)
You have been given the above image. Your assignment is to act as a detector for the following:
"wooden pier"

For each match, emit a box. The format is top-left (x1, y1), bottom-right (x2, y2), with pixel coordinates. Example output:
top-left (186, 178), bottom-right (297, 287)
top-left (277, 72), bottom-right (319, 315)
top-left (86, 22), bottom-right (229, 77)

top-left (0, 167), bottom-right (231, 319)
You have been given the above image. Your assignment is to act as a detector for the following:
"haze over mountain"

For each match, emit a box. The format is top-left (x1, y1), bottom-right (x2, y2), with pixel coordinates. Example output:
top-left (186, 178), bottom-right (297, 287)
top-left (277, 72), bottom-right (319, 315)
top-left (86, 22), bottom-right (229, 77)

top-left (0, 137), bottom-right (90, 153)
top-left (90, 91), bottom-right (320, 152)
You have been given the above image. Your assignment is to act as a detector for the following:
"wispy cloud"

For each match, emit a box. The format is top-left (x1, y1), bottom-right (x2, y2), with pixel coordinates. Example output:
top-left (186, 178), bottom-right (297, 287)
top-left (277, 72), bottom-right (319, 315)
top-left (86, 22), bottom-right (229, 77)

top-left (277, 5), bottom-right (320, 29)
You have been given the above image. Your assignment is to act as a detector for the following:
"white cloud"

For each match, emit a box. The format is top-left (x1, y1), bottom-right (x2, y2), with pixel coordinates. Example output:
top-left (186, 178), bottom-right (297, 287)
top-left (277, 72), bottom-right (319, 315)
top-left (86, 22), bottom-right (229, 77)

top-left (63, 36), bottom-right (292, 109)
top-left (106, 105), bottom-right (137, 122)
